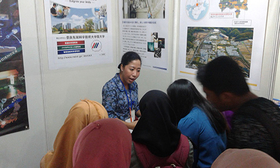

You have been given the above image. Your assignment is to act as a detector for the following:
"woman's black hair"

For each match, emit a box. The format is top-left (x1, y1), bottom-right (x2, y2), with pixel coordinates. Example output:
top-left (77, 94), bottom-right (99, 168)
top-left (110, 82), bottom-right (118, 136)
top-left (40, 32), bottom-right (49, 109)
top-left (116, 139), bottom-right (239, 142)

top-left (167, 79), bottom-right (227, 134)
top-left (118, 51), bottom-right (142, 70)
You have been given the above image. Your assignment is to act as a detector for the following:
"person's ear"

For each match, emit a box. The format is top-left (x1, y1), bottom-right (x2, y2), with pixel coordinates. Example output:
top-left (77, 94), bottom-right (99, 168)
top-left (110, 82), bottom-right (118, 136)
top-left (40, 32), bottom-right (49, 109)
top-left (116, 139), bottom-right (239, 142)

top-left (219, 92), bottom-right (234, 104)
top-left (120, 64), bottom-right (124, 72)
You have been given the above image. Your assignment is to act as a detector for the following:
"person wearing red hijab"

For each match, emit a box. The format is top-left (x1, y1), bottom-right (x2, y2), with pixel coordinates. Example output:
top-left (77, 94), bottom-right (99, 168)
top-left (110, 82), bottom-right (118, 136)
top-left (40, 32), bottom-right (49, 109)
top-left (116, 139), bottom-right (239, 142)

top-left (72, 118), bottom-right (132, 168)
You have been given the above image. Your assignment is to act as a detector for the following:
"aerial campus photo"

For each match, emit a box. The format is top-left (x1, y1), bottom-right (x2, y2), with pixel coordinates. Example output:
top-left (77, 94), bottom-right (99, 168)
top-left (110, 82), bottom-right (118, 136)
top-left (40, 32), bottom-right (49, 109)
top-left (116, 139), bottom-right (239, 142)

top-left (186, 27), bottom-right (253, 77)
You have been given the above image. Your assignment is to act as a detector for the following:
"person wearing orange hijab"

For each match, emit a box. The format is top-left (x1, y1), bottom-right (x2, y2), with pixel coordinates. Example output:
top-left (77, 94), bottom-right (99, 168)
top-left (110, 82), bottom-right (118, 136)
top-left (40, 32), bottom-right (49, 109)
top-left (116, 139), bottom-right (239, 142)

top-left (40, 99), bottom-right (108, 168)
top-left (72, 118), bottom-right (132, 168)
top-left (211, 148), bottom-right (280, 168)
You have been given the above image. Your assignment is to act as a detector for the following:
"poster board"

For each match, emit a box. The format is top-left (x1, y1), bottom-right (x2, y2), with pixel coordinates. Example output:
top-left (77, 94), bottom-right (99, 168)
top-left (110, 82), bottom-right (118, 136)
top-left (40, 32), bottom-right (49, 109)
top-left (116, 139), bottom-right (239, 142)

top-left (0, 0), bottom-right (29, 136)
top-left (177, 0), bottom-right (269, 91)
top-left (43, 0), bottom-right (114, 69)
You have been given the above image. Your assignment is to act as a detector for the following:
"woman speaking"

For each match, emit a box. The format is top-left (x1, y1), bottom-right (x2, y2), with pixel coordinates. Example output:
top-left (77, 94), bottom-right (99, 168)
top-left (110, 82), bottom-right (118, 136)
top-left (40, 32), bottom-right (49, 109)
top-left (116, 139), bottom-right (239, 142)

top-left (102, 51), bottom-right (141, 130)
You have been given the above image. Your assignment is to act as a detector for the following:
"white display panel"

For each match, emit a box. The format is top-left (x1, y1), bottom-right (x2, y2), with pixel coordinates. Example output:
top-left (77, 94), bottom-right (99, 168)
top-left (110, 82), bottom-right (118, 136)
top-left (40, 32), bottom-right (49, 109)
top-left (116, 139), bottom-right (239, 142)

top-left (178, 0), bottom-right (269, 90)
top-left (44, 0), bottom-right (113, 69)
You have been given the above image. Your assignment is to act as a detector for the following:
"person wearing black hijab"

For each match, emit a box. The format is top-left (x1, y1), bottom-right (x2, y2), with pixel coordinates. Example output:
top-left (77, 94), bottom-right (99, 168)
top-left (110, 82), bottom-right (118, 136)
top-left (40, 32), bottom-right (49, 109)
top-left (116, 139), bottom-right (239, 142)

top-left (130, 90), bottom-right (194, 168)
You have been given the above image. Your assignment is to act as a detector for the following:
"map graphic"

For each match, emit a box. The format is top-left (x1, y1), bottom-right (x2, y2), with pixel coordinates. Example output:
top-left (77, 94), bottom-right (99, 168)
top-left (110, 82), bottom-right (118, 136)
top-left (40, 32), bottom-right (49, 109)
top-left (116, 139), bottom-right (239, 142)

top-left (186, 0), bottom-right (209, 20)
top-left (219, 0), bottom-right (248, 18)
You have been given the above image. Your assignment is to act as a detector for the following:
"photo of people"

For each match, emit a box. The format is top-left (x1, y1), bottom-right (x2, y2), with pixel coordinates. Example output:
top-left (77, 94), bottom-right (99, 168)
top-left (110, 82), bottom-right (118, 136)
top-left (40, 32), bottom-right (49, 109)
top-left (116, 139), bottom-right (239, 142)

top-left (0, 1), bottom-right (21, 53)
top-left (158, 38), bottom-right (165, 48)
top-left (147, 32), bottom-right (165, 58)
top-left (50, 2), bottom-right (108, 34)
top-left (50, 3), bottom-right (70, 19)
top-left (123, 0), bottom-right (165, 19)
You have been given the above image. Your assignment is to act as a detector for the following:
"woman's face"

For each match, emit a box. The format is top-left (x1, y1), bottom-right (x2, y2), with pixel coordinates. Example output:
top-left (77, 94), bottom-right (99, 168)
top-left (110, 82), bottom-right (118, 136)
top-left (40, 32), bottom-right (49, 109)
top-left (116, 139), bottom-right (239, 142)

top-left (120, 59), bottom-right (141, 86)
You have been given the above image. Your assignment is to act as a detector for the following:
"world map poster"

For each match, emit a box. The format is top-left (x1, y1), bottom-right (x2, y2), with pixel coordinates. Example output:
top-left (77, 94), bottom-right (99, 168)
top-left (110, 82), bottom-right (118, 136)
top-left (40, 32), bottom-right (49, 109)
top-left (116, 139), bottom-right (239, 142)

top-left (178, 0), bottom-right (269, 90)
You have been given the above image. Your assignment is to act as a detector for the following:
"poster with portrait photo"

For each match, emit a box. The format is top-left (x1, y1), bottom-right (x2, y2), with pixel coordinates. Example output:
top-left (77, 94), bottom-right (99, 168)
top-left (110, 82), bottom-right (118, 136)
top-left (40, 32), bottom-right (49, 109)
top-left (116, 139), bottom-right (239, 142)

top-left (0, 0), bottom-right (29, 136)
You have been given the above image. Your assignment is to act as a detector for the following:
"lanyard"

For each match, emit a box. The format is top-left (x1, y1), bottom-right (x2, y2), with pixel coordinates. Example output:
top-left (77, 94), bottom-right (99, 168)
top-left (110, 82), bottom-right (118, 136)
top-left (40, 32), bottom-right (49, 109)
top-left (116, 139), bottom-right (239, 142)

top-left (119, 74), bottom-right (133, 111)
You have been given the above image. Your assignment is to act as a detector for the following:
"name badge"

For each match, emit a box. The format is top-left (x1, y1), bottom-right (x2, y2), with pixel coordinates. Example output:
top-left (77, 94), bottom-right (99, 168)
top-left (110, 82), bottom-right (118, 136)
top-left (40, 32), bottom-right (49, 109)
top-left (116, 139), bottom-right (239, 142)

top-left (125, 109), bottom-right (135, 123)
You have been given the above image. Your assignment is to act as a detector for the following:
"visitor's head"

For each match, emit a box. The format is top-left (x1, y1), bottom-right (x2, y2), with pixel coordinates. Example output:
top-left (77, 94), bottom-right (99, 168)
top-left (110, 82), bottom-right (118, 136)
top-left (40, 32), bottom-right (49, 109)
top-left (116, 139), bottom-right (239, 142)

top-left (196, 56), bottom-right (250, 111)
top-left (167, 79), bottom-right (205, 121)
top-left (72, 118), bottom-right (132, 168)
top-left (132, 90), bottom-right (181, 157)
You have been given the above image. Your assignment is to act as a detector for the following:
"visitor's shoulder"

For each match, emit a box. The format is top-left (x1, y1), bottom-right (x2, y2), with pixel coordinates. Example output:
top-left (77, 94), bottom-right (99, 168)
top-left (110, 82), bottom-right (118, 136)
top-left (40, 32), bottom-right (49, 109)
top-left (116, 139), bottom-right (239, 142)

top-left (188, 106), bottom-right (207, 118)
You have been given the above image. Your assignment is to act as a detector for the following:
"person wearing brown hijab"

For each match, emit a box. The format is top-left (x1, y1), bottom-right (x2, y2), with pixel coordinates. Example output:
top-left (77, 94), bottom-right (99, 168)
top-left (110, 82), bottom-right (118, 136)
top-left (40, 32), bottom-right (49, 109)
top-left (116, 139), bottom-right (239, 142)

top-left (40, 99), bottom-right (108, 168)
top-left (211, 148), bottom-right (280, 168)
top-left (72, 118), bottom-right (132, 168)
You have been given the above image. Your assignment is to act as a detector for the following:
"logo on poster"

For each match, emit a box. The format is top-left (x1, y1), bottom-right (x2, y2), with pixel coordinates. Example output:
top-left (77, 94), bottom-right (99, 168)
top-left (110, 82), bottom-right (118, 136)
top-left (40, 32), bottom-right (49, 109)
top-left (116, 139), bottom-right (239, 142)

top-left (91, 40), bottom-right (102, 52)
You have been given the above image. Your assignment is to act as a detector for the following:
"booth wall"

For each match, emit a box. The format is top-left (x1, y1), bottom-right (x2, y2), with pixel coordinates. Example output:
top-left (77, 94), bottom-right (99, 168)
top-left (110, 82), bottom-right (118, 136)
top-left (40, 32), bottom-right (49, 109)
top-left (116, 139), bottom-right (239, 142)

top-left (174, 0), bottom-right (280, 99)
top-left (0, 0), bottom-right (279, 167)
top-left (274, 47), bottom-right (280, 99)
top-left (0, 0), bottom-right (46, 167)
top-left (37, 0), bottom-right (175, 154)
top-left (136, 1), bottom-right (174, 99)
top-left (36, 0), bottom-right (119, 150)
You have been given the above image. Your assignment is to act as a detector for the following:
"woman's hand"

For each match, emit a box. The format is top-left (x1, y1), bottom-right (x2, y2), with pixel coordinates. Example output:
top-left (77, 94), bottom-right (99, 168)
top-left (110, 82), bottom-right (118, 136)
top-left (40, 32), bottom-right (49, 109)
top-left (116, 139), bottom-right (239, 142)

top-left (136, 110), bottom-right (141, 117)
top-left (117, 118), bottom-right (138, 130)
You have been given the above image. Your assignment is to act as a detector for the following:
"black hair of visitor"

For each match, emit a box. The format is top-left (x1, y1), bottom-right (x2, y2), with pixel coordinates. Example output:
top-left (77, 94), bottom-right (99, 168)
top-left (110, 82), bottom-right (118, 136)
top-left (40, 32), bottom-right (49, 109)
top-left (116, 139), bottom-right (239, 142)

top-left (167, 79), bottom-right (227, 134)
top-left (118, 51), bottom-right (142, 70)
top-left (196, 56), bottom-right (249, 96)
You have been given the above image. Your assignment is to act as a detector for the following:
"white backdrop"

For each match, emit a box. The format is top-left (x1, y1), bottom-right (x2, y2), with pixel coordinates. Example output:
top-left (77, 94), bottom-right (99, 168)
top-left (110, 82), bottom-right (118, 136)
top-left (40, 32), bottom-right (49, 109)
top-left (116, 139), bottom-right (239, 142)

top-left (0, 0), bottom-right (279, 167)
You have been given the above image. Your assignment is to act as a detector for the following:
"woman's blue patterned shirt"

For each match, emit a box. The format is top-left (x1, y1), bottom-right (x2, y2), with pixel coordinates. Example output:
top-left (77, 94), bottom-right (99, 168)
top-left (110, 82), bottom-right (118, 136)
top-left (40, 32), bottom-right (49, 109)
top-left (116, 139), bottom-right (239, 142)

top-left (102, 73), bottom-right (139, 121)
